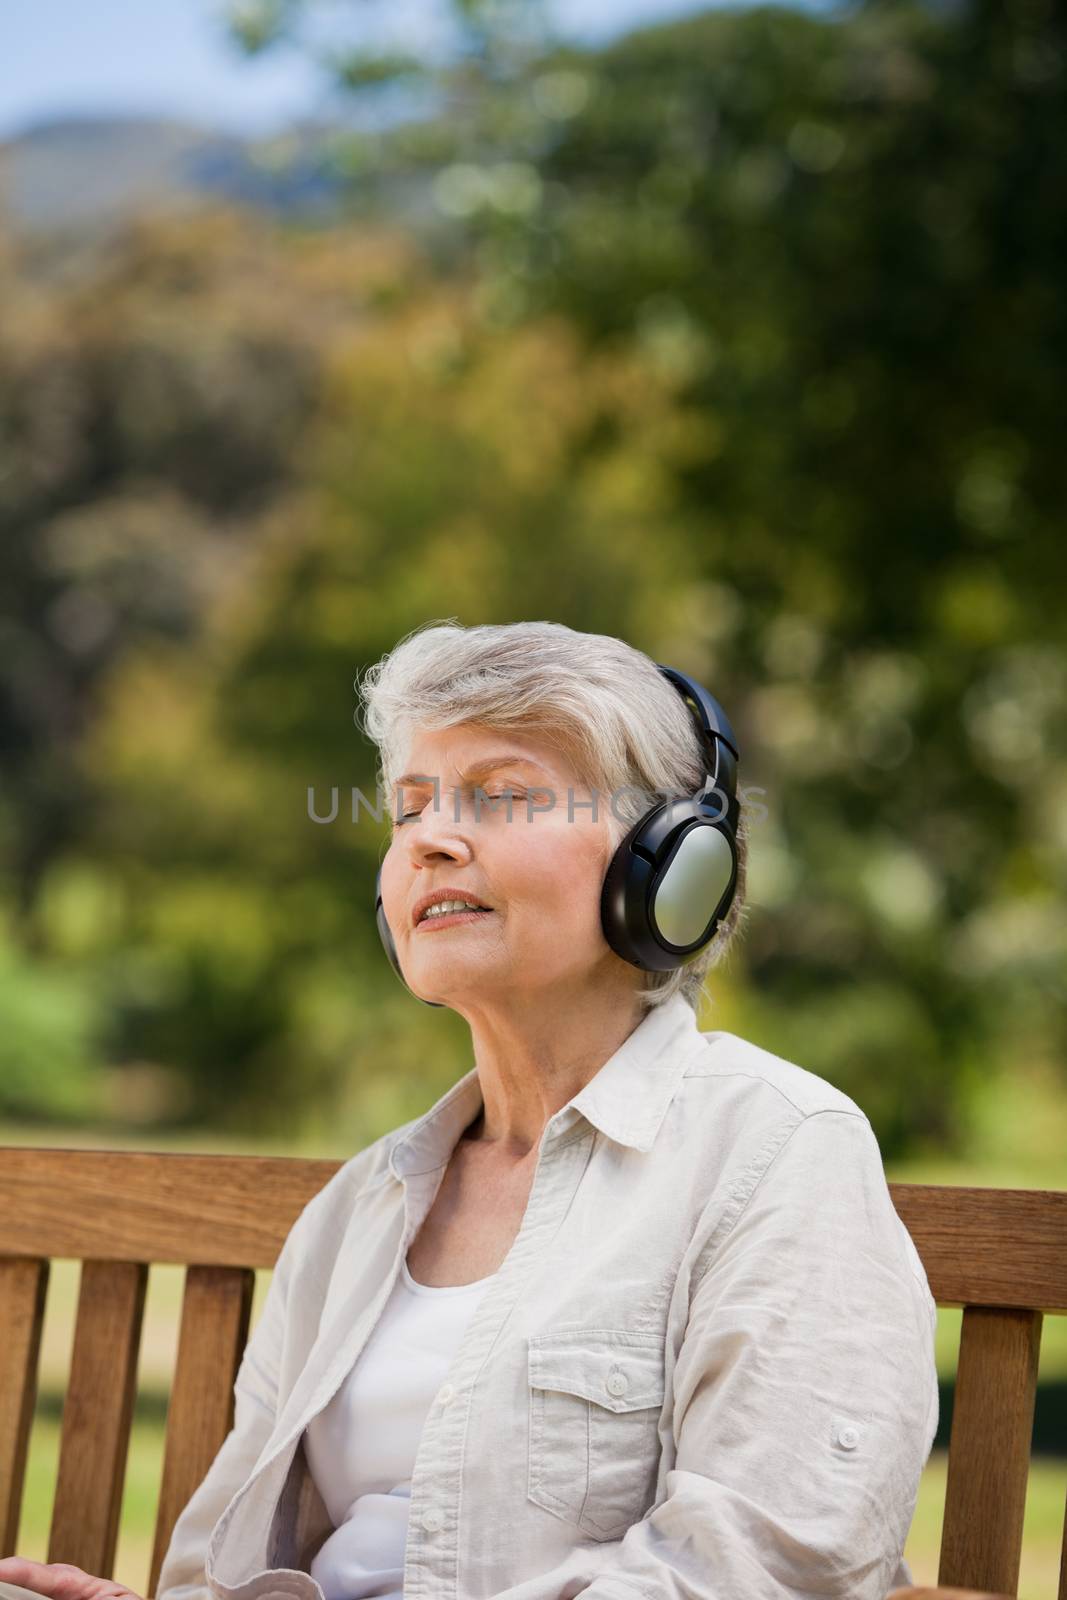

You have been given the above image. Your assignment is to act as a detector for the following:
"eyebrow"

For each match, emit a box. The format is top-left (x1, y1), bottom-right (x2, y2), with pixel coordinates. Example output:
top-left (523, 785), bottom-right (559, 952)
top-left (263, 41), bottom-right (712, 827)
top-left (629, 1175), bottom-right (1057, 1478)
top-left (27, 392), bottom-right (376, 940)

top-left (392, 755), bottom-right (553, 793)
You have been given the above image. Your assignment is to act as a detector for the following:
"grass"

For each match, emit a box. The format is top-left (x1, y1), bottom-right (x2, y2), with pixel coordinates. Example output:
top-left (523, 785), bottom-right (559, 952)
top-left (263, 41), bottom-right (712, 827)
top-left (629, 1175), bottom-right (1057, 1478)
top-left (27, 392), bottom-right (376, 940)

top-left (3, 1049), bottom-right (1066, 1596)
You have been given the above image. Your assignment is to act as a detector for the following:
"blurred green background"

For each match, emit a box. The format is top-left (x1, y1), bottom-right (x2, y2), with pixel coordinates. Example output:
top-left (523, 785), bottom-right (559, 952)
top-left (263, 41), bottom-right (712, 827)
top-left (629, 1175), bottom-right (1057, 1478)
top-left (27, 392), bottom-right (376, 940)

top-left (2, 0), bottom-right (1065, 1592)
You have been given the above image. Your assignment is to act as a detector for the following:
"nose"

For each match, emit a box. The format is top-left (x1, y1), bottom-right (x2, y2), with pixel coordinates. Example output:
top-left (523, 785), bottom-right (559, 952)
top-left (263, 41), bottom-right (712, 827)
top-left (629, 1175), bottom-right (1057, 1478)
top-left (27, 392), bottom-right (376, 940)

top-left (405, 797), bottom-right (474, 868)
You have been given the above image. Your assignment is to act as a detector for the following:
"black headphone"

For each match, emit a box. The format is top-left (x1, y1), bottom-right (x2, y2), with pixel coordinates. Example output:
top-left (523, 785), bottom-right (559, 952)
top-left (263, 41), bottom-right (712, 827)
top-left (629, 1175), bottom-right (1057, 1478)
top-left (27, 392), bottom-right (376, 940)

top-left (374, 664), bottom-right (740, 1007)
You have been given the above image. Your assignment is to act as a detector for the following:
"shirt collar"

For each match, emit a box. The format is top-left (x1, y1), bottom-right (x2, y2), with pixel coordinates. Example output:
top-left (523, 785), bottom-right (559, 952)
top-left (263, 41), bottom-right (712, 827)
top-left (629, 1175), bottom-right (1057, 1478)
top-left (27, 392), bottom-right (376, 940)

top-left (388, 993), bottom-right (707, 1179)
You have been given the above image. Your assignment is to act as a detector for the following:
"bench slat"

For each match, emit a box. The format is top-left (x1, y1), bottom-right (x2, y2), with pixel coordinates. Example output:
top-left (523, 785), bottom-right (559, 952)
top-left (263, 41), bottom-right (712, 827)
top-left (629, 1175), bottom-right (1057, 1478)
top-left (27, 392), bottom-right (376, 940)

top-left (48, 1260), bottom-right (147, 1572)
top-left (148, 1265), bottom-right (255, 1598)
top-left (890, 1186), bottom-right (1067, 1314)
top-left (939, 1305), bottom-right (1042, 1597)
top-left (0, 1150), bottom-right (338, 1270)
top-left (0, 1257), bottom-right (49, 1551)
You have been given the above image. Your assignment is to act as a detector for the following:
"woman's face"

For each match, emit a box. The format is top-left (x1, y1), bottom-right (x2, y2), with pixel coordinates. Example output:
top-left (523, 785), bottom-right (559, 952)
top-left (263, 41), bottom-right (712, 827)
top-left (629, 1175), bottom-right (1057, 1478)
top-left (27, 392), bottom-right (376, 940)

top-left (380, 722), bottom-right (629, 1009)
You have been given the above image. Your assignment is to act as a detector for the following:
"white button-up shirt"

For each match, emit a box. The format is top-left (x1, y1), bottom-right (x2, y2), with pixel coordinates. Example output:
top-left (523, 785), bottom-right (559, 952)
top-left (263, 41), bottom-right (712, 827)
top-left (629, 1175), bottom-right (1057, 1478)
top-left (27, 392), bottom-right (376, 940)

top-left (155, 993), bottom-right (938, 1600)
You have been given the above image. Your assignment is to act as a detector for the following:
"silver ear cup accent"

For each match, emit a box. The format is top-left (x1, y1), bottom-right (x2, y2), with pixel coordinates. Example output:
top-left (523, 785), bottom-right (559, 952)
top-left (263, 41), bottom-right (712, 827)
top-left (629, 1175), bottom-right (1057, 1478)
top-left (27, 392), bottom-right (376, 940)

top-left (651, 825), bottom-right (735, 948)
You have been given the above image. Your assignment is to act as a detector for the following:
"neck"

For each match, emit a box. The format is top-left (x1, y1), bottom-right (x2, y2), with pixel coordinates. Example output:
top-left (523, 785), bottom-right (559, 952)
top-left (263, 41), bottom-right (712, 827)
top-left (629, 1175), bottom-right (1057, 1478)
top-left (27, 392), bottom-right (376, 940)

top-left (454, 981), bottom-right (646, 1161)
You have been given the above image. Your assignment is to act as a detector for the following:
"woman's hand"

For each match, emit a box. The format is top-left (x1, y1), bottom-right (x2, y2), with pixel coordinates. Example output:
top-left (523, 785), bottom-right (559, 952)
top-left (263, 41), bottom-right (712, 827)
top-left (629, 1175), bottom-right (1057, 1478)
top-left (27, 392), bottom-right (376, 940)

top-left (0, 1558), bottom-right (143, 1600)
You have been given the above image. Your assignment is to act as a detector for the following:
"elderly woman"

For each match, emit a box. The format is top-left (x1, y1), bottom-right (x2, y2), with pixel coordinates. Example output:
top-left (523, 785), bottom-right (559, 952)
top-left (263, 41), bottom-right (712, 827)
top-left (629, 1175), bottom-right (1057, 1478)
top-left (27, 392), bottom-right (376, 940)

top-left (0, 620), bottom-right (937, 1600)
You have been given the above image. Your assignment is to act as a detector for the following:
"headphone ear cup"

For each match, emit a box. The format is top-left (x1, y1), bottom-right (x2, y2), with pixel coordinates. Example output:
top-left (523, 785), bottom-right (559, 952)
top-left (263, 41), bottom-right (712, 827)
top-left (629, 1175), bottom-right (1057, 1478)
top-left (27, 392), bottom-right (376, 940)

top-left (375, 866), bottom-right (444, 1008)
top-left (651, 819), bottom-right (737, 951)
top-left (600, 809), bottom-right (664, 969)
top-left (600, 805), bottom-right (739, 973)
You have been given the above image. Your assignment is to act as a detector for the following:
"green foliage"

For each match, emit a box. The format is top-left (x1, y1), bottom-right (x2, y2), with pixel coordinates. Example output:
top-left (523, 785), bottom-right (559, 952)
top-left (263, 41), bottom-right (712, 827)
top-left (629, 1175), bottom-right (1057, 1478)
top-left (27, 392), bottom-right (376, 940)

top-left (0, 914), bottom-right (103, 1121)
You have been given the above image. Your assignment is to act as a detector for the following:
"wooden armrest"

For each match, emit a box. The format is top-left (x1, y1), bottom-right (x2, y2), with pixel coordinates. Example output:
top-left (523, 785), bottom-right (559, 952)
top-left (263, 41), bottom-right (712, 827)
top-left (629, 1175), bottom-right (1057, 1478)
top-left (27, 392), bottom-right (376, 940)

top-left (886, 1588), bottom-right (1016, 1599)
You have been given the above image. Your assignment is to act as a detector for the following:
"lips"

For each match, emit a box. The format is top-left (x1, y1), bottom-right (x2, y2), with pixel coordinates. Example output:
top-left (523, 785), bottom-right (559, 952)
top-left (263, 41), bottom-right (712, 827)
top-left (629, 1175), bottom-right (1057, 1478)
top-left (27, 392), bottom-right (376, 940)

top-left (420, 906), bottom-right (492, 922)
top-left (415, 906), bottom-right (495, 932)
top-left (412, 889), bottom-right (494, 926)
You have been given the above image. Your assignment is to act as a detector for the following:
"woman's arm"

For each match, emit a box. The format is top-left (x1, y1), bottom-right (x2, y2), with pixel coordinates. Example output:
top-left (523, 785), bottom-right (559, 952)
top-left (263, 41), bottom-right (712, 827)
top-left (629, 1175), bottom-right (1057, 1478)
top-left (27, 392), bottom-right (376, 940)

top-left (566, 1109), bottom-right (940, 1600)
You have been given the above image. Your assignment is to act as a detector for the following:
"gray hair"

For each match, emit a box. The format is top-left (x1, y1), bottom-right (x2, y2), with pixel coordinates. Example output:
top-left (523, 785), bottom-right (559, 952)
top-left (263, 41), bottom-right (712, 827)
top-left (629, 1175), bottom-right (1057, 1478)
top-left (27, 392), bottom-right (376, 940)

top-left (355, 619), bottom-right (750, 1013)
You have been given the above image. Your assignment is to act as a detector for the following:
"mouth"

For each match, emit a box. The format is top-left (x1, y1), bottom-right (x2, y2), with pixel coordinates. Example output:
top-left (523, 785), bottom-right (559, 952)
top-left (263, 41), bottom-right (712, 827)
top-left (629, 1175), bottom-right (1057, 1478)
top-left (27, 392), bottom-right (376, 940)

top-left (415, 907), bottom-right (496, 932)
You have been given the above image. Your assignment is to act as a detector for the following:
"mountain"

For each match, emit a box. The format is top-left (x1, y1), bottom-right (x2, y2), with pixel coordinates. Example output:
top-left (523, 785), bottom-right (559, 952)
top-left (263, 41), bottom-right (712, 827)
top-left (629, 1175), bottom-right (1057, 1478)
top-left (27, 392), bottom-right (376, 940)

top-left (0, 114), bottom-right (349, 232)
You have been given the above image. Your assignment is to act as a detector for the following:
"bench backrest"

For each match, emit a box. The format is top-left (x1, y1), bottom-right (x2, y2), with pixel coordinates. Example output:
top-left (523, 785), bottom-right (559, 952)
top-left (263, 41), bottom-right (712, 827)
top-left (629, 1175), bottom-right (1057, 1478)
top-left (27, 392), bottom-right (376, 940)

top-left (0, 1149), bottom-right (1064, 1599)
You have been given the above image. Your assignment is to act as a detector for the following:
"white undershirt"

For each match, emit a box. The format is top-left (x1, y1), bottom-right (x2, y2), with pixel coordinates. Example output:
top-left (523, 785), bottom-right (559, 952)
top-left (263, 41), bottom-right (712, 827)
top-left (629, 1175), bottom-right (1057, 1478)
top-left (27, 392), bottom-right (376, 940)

top-left (305, 1252), bottom-right (499, 1600)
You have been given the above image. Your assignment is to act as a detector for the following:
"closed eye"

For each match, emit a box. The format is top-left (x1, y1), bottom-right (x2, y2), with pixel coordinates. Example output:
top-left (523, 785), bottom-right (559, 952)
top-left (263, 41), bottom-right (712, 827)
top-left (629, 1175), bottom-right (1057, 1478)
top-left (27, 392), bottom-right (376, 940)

top-left (395, 789), bottom-right (523, 824)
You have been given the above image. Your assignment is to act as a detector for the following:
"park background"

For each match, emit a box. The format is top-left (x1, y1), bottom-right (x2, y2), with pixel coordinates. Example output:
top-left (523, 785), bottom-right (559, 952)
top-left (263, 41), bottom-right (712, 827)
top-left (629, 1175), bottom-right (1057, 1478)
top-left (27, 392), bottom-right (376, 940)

top-left (2, 0), bottom-right (1065, 1591)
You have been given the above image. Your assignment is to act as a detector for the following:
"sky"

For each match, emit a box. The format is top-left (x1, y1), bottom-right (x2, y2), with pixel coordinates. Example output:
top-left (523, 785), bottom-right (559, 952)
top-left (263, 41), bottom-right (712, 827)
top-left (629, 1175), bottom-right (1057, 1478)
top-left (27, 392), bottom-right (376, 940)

top-left (1, 0), bottom-right (771, 141)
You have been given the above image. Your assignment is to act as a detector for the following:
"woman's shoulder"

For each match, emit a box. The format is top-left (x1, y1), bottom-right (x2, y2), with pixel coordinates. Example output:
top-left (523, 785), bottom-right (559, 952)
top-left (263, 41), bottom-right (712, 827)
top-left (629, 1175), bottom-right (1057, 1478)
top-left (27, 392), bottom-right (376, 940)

top-left (684, 1026), bottom-right (870, 1125)
top-left (284, 1116), bottom-right (420, 1253)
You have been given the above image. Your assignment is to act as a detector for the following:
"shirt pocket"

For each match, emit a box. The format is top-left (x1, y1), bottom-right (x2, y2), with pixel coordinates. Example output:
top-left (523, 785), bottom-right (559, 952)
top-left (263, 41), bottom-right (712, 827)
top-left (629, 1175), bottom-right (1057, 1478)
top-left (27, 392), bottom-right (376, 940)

top-left (526, 1326), bottom-right (666, 1541)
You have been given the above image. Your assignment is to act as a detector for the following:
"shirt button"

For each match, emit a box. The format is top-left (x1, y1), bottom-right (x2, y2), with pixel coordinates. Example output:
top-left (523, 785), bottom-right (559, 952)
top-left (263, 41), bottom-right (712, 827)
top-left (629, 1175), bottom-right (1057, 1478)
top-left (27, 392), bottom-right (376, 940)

top-left (438, 1383), bottom-right (455, 1405)
top-left (422, 1507), bottom-right (445, 1532)
top-left (838, 1425), bottom-right (860, 1450)
top-left (606, 1368), bottom-right (629, 1397)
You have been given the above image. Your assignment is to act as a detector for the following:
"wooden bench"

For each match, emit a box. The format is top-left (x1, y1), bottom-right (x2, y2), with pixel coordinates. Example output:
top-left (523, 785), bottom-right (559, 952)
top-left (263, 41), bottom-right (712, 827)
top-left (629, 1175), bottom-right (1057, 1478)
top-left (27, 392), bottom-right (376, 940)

top-left (0, 1148), bottom-right (1064, 1600)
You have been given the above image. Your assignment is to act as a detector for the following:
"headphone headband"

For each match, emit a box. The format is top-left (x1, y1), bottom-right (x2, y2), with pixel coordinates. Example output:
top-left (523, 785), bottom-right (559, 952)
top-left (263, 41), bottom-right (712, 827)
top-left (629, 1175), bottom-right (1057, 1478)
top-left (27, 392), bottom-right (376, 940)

top-left (654, 663), bottom-right (739, 835)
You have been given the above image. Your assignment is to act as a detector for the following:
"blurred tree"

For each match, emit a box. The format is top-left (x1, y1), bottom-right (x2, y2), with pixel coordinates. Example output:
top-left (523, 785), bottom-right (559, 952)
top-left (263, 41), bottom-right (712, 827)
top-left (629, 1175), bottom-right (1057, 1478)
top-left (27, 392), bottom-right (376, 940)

top-left (0, 210), bottom-right (326, 926)
top-left (0, 906), bottom-right (104, 1122)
